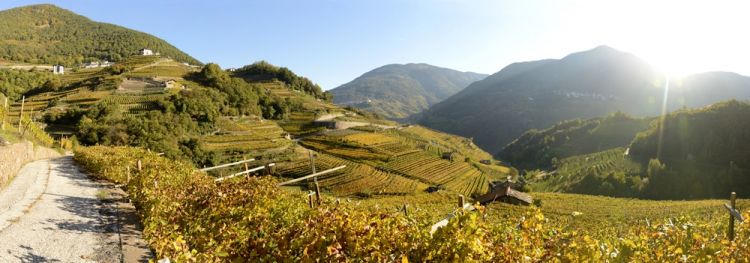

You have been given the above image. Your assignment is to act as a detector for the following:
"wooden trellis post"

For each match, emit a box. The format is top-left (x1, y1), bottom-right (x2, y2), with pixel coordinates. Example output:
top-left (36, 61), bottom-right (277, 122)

top-left (725, 192), bottom-right (744, 241)
top-left (315, 181), bottom-right (322, 205)
top-left (309, 150), bottom-right (317, 175)
top-left (17, 96), bottom-right (24, 133)
top-left (309, 150), bottom-right (321, 204)
top-left (1, 96), bottom-right (6, 130)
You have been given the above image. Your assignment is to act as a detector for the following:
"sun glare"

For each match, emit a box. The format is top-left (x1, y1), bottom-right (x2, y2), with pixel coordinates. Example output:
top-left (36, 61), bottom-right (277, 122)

top-left (566, 0), bottom-right (750, 78)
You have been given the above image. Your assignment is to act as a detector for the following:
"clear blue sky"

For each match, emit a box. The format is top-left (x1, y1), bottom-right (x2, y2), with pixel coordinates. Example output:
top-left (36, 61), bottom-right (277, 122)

top-left (1, 0), bottom-right (748, 89)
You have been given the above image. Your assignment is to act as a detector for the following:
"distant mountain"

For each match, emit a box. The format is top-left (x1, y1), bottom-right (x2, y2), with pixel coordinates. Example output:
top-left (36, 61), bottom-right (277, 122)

top-left (330, 63), bottom-right (487, 120)
top-left (0, 4), bottom-right (200, 66)
top-left (499, 112), bottom-right (652, 170)
top-left (419, 46), bottom-right (750, 153)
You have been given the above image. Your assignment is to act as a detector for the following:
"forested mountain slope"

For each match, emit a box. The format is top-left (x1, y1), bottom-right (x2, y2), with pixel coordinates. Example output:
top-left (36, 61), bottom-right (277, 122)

top-left (0, 4), bottom-right (200, 66)
top-left (499, 112), bottom-right (652, 170)
top-left (530, 100), bottom-right (750, 200)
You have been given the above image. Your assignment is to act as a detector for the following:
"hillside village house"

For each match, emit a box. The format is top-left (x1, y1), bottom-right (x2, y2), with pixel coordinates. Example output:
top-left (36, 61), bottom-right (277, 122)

top-left (163, 79), bottom-right (177, 88)
top-left (140, 48), bottom-right (154, 56)
top-left (52, 65), bottom-right (64, 75)
top-left (83, 60), bottom-right (114, 68)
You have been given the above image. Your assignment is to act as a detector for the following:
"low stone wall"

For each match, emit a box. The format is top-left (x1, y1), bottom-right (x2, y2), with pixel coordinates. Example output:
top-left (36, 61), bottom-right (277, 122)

top-left (0, 141), bottom-right (61, 187)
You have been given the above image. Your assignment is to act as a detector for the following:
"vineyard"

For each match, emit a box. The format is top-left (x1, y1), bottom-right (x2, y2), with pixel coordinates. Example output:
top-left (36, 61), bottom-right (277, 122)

top-left (532, 147), bottom-right (644, 192)
top-left (371, 141), bottom-right (421, 157)
top-left (383, 151), bottom-right (492, 196)
top-left (60, 67), bottom-right (108, 84)
top-left (198, 117), bottom-right (292, 164)
top-left (0, 109), bottom-right (55, 146)
top-left (260, 81), bottom-right (337, 111)
top-left (284, 125), bottom-right (510, 197)
top-left (125, 62), bottom-right (193, 78)
top-left (17, 115), bottom-right (54, 146)
top-left (391, 125), bottom-right (494, 161)
top-left (299, 137), bottom-right (390, 161)
top-left (276, 150), bottom-right (422, 196)
top-left (341, 132), bottom-right (397, 146)
top-left (73, 145), bottom-right (750, 261)
top-left (0, 56), bottom-right (190, 136)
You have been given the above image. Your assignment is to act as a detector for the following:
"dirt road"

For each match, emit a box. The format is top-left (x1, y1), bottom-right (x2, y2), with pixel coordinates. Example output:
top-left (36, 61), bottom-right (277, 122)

top-left (0, 156), bottom-right (151, 262)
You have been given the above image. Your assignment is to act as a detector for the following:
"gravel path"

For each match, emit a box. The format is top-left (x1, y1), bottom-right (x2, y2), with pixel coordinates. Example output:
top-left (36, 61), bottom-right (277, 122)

top-left (0, 156), bottom-right (149, 262)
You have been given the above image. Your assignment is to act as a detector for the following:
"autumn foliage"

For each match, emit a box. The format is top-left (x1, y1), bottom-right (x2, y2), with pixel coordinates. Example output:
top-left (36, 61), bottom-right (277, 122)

top-left (74, 146), bottom-right (750, 261)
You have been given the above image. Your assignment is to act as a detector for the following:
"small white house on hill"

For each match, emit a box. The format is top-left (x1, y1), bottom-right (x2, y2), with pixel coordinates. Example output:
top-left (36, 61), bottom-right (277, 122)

top-left (140, 49), bottom-right (154, 56)
top-left (52, 65), bottom-right (64, 75)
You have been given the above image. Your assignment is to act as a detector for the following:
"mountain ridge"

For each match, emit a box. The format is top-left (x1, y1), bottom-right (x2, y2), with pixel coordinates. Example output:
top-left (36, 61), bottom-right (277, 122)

top-left (419, 46), bottom-right (750, 153)
top-left (330, 63), bottom-right (487, 119)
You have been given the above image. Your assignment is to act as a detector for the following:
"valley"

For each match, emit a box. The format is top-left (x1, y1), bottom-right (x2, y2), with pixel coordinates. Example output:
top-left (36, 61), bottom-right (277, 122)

top-left (0, 2), bottom-right (748, 262)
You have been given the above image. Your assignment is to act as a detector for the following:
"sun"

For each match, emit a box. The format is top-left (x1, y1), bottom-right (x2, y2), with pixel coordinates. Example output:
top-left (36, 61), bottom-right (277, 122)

top-left (646, 47), bottom-right (695, 79)
top-left (574, 0), bottom-right (750, 79)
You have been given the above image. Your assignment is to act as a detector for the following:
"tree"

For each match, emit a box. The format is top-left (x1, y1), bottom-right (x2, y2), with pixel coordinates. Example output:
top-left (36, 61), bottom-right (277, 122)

top-left (646, 158), bottom-right (665, 178)
top-left (42, 78), bottom-right (63, 91)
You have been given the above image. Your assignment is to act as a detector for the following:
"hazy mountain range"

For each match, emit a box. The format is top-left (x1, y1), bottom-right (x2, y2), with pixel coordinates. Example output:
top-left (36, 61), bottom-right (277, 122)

top-left (330, 63), bottom-right (487, 120)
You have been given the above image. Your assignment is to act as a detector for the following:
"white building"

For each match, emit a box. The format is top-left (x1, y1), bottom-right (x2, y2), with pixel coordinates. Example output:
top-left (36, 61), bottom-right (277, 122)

top-left (140, 49), bottom-right (154, 56)
top-left (52, 65), bottom-right (64, 75)
top-left (83, 60), bottom-right (114, 69)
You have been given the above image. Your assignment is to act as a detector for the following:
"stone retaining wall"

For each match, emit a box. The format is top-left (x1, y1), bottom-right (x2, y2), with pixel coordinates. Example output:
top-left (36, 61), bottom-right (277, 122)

top-left (0, 141), bottom-right (61, 187)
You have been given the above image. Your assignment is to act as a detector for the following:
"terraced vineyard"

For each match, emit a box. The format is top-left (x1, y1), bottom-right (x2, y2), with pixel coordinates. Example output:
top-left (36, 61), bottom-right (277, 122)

top-left (299, 137), bottom-right (390, 161)
top-left (200, 117), bottom-right (291, 163)
top-left (103, 94), bottom-right (165, 104)
top-left (283, 123), bottom-right (510, 198)
top-left (341, 132), bottom-right (397, 146)
top-left (114, 55), bottom-right (162, 69)
top-left (126, 61), bottom-right (193, 78)
top-left (1, 56), bottom-right (191, 132)
top-left (276, 151), bottom-right (422, 196)
top-left (60, 68), bottom-right (109, 84)
top-left (372, 141), bottom-right (421, 157)
top-left (278, 111), bottom-right (323, 136)
top-left (260, 81), bottom-right (337, 111)
top-left (532, 147), bottom-right (643, 192)
top-left (388, 125), bottom-right (494, 161)
top-left (383, 151), bottom-right (491, 196)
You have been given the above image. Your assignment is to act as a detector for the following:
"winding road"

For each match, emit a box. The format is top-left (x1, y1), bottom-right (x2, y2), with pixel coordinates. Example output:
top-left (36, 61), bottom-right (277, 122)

top-left (0, 156), bottom-right (151, 262)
